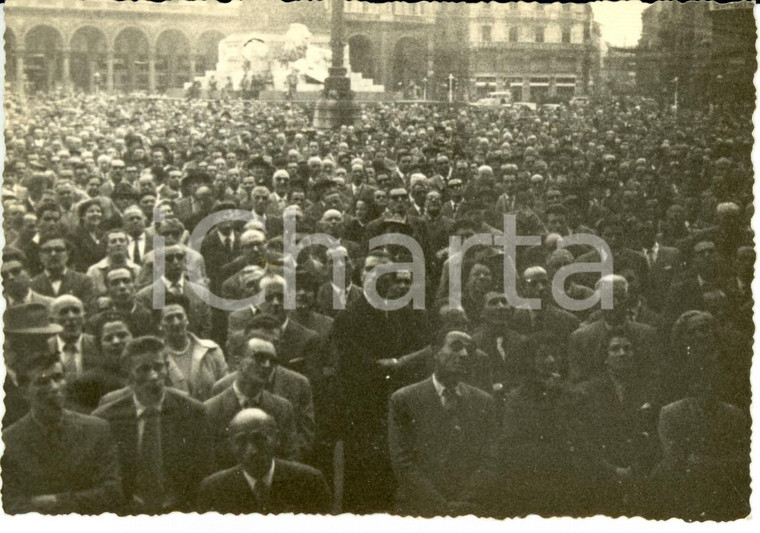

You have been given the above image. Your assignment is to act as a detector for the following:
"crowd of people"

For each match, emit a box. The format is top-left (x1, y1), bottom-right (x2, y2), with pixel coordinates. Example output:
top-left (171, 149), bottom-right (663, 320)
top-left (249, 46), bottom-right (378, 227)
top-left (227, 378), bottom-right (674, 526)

top-left (1, 89), bottom-right (753, 519)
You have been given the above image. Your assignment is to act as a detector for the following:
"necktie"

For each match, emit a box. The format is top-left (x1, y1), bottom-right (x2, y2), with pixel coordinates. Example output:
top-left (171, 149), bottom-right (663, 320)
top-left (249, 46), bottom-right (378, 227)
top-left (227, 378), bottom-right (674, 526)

top-left (132, 238), bottom-right (141, 264)
top-left (170, 282), bottom-right (181, 295)
top-left (62, 343), bottom-right (78, 377)
top-left (253, 480), bottom-right (270, 512)
top-left (135, 407), bottom-right (166, 512)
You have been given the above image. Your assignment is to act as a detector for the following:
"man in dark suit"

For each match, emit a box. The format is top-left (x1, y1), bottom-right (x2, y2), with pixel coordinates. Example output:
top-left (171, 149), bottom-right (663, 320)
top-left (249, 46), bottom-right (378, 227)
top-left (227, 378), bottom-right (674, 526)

top-left (636, 221), bottom-right (682, 313)
top-left (511, 266), bottom-right (580, 346)
top-left (219, 228), bottom-right (269, 298)
top-left (135, 244), bottom-right (211, 339)
top-left (197, 408), bottom-right (331, 514)
top-left (92, 336), bottom-right (213, 514)
top-left (568, 275), bottom-right (659, 384)
top-left (662, 239), bottom-right (732, 331)
top-left (214, 319), bottom-right (315, 461)
top-left (199, 201), bottom-right (241, 288)
top-left (573, 214), bottom-right (649, 289)
top-left (471, 292), bottom-right (532, 396)
top-left (2, 351), bottom-right (122, 514)
top-left (333, 253), bottom-right (431, 513)
top-left (48, 296), bottom-right (101, 384)
top-left (204, 336), bottom-right (299, 467)
top-left (123, 206), bottom-right (152, 267)
top-left (388, 329), bottom-right (498, 517)
top-left (2, 253), bottom-right (55, 308)
top-left (228, 276), bottom-right (322, 383)
top-left (31, 236), bottom-right (97, 313)
top-left (88, 268), bottom-right (155, 338)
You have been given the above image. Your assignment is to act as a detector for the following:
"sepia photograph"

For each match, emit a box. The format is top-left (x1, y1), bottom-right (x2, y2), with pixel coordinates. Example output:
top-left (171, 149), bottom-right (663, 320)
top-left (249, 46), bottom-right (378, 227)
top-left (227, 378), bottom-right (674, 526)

top-left (0, 0), bottom-right (756, 528)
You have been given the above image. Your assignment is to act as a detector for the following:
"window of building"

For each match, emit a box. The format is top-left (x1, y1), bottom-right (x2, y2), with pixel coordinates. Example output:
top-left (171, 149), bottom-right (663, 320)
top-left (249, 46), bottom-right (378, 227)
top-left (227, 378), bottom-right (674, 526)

top-left (536, 26), bottom-right (545, 43)
top-left (482, 26), bottom-right (492, 43)
top-left (563, 4), bottom-right (571, 11)
top-left (562, 27), bottom-right (571, 43)
top-left (536, 4), bottom-right (544, 10)
top-left (509, 27), bottom-right (519, 43)
top-left (584, 25), bottom-right (591, 41)
top-left (510, 3), bottom-right (518, 10)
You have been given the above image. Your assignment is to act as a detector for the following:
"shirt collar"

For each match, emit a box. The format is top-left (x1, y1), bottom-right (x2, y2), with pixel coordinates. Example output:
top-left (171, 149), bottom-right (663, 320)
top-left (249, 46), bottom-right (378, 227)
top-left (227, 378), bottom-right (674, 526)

top-left (133, 391), bottom-right (165, 418)
top-left (431, 373), bottom-right (461, 401)
top-left (242, 460), bottom-right (276, 490)
top-left (57, 335), bottom-right (82, 353)
top-left (162, 276), bottom-right (184, 291)
top-left (233, 381), bottom-right (262, 409)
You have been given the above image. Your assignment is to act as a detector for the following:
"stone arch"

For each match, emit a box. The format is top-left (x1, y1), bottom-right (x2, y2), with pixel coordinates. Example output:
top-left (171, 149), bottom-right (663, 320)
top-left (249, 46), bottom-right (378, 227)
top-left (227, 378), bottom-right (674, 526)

top-left (24, 25), bottom-right (65, 92)
top-left (113, 27), bottom-right (150, 92)
top-left (347, 34), bottom-right (375, 81)
top-left (391, 36), bottom-right (427, 90)
top-left (197, 30), bottom-right (226, 76)
top-left (69, 26), bottom-right (108, 92)
top-left (155, 28), bottom-right (192, 91)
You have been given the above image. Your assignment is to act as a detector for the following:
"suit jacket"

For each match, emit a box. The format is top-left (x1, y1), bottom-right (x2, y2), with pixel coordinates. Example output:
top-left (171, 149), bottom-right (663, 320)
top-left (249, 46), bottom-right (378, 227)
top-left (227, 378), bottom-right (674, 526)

top-left (2, 410), bottom-right (122, 514)
top-left (6, 290), bottom-right (55, 308)
top-left (86, 258), bottom-right (142, 296)
top-left (511, 304), bottom-right (581, 344)
top-left (394, 344), bottom-right (493, 394)
top-left (650, 397), bottom-right (751, 520)
top-left (47, 334), bottom-right (101, 377)
top-left (204, 386), bottom-right (298, 468)
top-left (574, 247), bottom-right (650, 290)
top-left (196, 460), bottom-right (331, 514)
top-left (136, 246), bottom-right (207, 289)
top-left (69, 225), bottom-right (107, 273)
top-left (200, 230), bottom-right (242, 287)
top-left (88, 303), bottom-right (157, 338)
top-left (315, 282), bottom-right (363, 318)
top-left (30, 269), bottom-right (97, 312)
top-left (471, 325), bottom-right (532, 395)
top-left (228, 311), bottom-right (321, 383)
top-left (135, 279), bottom-right (212, 339)
top-left (644, 245), bottom-right (682, 312)
top-left (92, 388), bottom-right (213, 513)
top-left (568, 319), bottom-right (659, 384)
top-left (210, 366), bottom-right (315, 460)
top-left (388, 377), bottom-right (498, 516)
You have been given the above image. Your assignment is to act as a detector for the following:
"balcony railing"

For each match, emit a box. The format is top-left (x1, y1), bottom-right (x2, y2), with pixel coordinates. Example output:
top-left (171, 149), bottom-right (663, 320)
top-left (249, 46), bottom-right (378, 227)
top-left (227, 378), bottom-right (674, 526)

top-left (470, 41), bottom-right (587, 51)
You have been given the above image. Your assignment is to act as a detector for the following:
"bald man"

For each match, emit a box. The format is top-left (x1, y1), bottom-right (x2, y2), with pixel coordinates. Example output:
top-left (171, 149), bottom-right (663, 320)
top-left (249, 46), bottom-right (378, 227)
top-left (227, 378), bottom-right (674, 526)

top-left (197, 408), bottom-right (331, 514)
top-left (48, 295), bottom-right (100, 382)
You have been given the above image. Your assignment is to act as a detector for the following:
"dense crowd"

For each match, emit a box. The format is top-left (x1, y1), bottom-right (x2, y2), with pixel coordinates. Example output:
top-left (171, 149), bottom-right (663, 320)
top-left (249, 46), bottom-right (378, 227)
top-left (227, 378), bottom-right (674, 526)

top-left (1, 89), bottom-right (754, 519)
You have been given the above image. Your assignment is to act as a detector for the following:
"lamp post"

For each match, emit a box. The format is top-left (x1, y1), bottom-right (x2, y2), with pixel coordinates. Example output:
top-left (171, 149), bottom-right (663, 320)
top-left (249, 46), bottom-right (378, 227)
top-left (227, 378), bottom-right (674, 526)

top-left (314, 0), bottom-right (359, 129)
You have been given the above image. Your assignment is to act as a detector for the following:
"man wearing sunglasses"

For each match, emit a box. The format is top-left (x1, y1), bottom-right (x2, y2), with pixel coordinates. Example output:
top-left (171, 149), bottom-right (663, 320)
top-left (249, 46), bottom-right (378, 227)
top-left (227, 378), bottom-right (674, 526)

top-left (204, 335), bottom-right (299, 468)
top-left (135, 244), bottom-right (211, 339)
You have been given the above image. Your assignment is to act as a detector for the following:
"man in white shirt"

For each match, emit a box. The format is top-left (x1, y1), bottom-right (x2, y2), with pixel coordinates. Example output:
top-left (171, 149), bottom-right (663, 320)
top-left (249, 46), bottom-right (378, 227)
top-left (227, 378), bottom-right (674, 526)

top-left (49, 295), bottom-right (98, 381)
top-left (124, 206), bottom-right (150, 266)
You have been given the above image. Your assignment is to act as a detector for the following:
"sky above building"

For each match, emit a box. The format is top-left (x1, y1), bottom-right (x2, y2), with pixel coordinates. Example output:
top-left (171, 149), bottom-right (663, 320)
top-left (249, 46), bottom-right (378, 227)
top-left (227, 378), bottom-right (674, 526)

top-left (591, 0), bottom-right (650, 47)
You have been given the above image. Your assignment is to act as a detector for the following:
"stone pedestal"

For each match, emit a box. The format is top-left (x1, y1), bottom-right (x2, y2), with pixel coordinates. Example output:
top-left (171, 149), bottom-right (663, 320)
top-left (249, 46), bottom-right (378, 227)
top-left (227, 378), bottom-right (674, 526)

top-left (313, 66), bottom-right (359, 129)
top-left (313, 97), bottom-right (360, 129)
